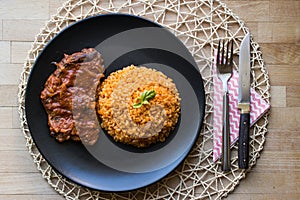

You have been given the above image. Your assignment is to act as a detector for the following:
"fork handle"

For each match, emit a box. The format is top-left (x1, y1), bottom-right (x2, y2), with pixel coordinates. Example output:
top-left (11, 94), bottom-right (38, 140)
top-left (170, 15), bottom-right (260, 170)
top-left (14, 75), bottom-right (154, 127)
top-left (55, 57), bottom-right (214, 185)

top-left (222, 91), bottom-right (231, 172)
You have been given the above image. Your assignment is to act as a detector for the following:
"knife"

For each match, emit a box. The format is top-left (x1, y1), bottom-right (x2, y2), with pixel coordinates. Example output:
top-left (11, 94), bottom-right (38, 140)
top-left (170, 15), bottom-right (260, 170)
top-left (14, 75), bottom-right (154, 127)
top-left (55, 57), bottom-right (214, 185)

top-left (238, 33), bottom-right (251, 169)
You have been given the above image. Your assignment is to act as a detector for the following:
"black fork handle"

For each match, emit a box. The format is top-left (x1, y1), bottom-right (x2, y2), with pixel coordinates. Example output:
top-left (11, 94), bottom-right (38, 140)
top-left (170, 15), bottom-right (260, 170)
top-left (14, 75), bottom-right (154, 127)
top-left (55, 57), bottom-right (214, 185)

top-left (222, 91), bottom-right (231, 172)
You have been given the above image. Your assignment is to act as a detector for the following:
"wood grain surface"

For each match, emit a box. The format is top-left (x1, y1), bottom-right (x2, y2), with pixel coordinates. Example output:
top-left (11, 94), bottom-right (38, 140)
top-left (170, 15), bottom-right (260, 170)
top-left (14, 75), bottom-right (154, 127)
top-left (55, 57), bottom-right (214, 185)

top-left (0, 0), bottom-right (299, 199)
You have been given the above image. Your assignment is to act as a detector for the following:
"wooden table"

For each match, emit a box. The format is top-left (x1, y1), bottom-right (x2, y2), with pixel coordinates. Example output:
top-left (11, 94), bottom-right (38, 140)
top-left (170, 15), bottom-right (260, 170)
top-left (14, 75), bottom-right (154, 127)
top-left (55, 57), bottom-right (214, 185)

top-left (0, 0), bottom-right (299, 199)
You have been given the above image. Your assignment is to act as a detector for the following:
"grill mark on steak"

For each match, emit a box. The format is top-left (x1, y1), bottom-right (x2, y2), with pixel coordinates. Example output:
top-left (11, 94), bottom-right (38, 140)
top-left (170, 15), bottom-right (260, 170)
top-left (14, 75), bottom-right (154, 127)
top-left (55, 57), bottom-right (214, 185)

top-left (40, 48), bottom-right (104, 145)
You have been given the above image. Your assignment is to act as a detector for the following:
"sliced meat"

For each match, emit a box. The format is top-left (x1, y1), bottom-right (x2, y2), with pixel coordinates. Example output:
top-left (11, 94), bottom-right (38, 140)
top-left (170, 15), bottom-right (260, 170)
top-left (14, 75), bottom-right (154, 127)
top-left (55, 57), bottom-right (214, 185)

top-left (40, 48), bottom-right (104, 145)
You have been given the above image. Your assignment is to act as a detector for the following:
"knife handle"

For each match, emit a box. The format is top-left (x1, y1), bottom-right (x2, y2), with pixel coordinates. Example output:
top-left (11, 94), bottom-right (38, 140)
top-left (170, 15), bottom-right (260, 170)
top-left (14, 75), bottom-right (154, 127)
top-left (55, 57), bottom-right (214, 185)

top-left (238, 113), bottom-right (250, 169)
top-left (222, 91), bottom-right (231, 172)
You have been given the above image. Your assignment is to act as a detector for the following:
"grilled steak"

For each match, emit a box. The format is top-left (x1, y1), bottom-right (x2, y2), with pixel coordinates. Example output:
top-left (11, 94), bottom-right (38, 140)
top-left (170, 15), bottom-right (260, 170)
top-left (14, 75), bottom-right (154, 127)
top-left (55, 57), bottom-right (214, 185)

top-left (40, 48), bottom-right (104, 145)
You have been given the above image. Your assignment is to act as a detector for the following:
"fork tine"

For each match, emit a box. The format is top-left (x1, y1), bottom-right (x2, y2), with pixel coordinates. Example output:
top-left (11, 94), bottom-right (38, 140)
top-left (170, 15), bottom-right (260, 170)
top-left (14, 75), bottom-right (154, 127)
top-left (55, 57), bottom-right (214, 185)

top-left (230, 40), bottom-right (234, 66)
top-left (222, 40), bottom-right (225, 65)
top-left (225, 40), bottom-right (230, 66)
top-left (217, 40), bottom-right (221, 65)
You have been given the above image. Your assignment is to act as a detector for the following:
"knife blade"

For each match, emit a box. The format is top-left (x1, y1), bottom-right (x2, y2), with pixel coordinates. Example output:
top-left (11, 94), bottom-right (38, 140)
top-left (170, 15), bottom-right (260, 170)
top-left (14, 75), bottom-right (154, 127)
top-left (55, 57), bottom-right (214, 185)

top-left (238, 33), bottom-right (251, 169)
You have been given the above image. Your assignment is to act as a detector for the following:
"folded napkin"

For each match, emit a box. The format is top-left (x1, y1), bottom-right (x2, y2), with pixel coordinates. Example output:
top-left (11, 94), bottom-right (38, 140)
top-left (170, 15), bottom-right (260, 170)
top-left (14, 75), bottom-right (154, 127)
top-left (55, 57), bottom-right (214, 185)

top-left (213, 52), bottom-right (270, 162)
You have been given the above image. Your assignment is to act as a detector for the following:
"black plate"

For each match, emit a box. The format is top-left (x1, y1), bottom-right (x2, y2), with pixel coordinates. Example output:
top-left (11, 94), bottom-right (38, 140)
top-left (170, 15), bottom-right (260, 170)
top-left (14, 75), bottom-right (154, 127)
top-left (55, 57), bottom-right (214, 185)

top-left (25, 14), bottom-right (205, 192)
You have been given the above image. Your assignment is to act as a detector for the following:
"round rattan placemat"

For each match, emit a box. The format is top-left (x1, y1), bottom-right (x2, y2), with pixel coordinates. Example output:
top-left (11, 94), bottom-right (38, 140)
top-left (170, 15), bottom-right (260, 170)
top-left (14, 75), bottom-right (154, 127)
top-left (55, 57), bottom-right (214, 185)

top-left (18, 0), bottom-right (270, 199)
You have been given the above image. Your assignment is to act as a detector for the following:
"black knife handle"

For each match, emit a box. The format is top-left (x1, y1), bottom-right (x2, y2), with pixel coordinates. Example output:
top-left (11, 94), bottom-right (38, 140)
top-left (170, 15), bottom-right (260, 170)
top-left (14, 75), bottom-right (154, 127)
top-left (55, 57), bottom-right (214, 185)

top-left (222, 91), bottom-right (231, 172)
top-left (238, 113), bottom-right (250, 169)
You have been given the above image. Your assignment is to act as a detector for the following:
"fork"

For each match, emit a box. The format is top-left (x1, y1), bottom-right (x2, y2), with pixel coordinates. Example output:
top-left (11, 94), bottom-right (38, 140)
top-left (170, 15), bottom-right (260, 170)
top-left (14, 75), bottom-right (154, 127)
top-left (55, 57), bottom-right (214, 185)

top-left (216, 39), bottom-right (234, 172)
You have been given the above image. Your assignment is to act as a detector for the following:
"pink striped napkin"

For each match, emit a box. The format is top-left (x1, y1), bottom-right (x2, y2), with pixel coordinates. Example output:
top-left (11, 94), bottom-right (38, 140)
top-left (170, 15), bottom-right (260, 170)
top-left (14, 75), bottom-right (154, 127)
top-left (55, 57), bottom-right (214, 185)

top-left (213, 52), bottom-right (270, 162)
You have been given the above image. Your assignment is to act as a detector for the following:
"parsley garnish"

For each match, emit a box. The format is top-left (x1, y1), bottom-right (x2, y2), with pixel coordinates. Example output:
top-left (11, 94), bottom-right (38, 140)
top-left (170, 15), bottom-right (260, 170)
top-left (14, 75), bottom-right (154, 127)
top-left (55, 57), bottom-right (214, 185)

top-left (133, 90), bottom-right (156, 108)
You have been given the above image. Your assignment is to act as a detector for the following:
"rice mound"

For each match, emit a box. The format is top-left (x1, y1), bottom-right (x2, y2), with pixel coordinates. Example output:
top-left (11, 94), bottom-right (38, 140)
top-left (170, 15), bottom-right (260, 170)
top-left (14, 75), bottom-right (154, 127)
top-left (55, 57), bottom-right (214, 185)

top-left (97, 65), bottom-right (180, 148)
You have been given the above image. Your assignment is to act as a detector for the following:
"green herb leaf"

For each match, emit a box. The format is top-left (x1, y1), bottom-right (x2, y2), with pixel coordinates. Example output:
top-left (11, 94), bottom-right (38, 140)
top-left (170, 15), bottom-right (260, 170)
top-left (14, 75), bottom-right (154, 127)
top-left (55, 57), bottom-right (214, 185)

top-left (145, 90), bottom-right (155, 100)
top-left (140, 91), bottom-right (147, 101)
top-left (133, 89), bottom-right (156, 108)
top-left (133, 102), bottom-right (142, 108)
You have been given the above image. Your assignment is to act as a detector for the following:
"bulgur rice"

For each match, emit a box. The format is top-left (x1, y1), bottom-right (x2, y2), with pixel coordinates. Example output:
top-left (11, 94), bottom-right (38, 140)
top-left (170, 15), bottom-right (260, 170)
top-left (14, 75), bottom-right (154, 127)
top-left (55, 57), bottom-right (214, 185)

top-left (97, 65), bottom-right (180, 148)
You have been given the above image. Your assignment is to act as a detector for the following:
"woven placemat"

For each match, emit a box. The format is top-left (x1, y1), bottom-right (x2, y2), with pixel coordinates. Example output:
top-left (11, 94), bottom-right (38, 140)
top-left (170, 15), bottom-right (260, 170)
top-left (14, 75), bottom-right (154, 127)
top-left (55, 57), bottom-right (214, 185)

top-left (18, 0), bottom-right (270, 199)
